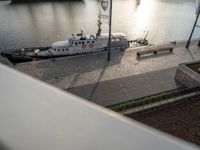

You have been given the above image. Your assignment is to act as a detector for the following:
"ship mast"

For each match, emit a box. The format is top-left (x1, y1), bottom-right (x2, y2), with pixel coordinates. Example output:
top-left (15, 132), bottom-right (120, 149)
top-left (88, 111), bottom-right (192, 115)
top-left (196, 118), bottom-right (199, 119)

top-left (96, 16), bottom-right (102, 37)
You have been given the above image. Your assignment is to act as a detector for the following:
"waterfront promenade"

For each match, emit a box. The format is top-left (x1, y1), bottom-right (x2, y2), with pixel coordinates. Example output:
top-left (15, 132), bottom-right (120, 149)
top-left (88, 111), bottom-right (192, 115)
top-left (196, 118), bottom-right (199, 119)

top-left (15, 40), bottom-right (200, 106)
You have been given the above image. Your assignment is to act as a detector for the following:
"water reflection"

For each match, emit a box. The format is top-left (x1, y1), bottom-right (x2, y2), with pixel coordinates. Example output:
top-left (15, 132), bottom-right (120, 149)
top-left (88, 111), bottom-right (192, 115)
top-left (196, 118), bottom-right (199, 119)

top-left (135, 0), bottom-right (155, 35)
top-left (0, 0), bottom-right (198, 49)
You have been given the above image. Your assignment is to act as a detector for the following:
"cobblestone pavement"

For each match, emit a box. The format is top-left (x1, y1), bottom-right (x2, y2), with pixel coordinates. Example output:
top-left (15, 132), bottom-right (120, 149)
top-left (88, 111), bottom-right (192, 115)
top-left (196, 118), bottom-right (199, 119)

top-left (14, 41), bottom-right (200, 105)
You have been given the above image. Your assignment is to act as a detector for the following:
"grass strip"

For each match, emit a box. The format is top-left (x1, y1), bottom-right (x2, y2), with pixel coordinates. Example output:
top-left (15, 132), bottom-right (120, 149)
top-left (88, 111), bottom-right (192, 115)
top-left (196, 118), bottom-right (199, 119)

top-left (108, 86), bottom-right (200, 112)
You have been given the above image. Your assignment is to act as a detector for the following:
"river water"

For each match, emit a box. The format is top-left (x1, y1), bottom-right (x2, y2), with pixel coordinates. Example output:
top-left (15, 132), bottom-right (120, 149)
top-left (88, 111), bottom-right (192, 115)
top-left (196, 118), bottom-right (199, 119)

top-left (0, 0), bottom-right (199, 49)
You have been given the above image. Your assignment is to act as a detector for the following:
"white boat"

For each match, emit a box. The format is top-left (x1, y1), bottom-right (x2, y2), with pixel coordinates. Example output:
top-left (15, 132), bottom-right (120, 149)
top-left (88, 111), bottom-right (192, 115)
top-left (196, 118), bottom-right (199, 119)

top-left (1, 31), bottom-right (129, 62)
top-left (48, 31), bottom-right (129, 56)
top-left (31, 10), bottom-right (129, 57)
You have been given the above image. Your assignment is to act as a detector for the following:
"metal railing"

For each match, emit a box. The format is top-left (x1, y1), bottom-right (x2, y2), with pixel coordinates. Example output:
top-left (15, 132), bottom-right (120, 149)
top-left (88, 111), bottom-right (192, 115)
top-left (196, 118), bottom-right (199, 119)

top-left (0, 63), bottom-right (199, 150)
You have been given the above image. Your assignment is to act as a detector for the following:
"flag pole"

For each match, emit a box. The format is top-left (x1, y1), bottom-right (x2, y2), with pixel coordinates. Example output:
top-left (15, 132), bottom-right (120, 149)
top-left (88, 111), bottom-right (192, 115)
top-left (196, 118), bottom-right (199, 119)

top-left (107, 0), bottom-right (113, 61)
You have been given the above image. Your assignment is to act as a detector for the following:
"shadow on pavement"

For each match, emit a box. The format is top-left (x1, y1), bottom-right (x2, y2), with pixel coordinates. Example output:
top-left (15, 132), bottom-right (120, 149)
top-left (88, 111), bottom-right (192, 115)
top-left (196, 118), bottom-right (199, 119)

top-left (66, 67), bottom-right (182, 106)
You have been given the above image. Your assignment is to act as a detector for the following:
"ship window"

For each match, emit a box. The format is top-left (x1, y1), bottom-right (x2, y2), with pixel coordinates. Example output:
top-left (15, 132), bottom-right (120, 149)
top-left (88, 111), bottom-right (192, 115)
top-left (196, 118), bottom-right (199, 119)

top-left (79, 42), bottom-right (81, 44)
top-left (82, 41), bottom-right (85, 44)
top-left (87, 41), bottom-right (90, 44)
top-left (62, 49), bottom-right (64, 51)
top-left (75, 42), bottom-right (77, 46)
top-left (58, 49), bottom-right (60, 51)
top-left (66, 48), bottom-right (68, 51)
top-left (92, 41), bottom-right (95, 43)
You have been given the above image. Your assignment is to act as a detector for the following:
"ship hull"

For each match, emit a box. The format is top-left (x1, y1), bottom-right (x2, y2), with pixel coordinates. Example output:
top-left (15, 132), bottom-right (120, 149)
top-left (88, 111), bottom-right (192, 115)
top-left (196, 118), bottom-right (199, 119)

top-left (1, 48), bottom-right (106, 63)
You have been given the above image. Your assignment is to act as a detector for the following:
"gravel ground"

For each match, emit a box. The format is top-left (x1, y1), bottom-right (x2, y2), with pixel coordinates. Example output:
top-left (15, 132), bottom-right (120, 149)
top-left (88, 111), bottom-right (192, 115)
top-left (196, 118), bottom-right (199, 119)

top-left (130, 97), bottom-right (200, 146)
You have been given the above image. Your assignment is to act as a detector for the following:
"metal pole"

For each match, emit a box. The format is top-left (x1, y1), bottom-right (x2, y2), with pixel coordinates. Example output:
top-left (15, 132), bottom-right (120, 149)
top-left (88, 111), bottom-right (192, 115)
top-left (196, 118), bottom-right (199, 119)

top-left (186, 9), bottom-right (200, 48)
top-left (107, 0), bottom-right (113, 61)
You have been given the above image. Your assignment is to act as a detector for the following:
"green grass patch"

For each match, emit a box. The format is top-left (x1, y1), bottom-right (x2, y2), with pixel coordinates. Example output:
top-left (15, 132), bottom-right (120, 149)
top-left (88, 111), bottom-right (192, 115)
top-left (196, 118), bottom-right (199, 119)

top-left (108, 89), bottom-right (181, 112)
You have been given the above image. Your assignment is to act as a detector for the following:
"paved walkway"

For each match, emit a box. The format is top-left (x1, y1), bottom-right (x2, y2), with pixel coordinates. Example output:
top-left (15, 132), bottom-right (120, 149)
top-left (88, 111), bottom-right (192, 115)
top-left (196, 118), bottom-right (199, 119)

top-left (67, 67), bottom-right (182, 106)
top-left (14, 40), bottom-right (200, 106)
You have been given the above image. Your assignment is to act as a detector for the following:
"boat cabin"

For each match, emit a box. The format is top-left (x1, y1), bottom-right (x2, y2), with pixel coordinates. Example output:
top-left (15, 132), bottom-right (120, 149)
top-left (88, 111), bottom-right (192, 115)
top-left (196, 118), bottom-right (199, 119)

top-left (49, 31), bottom-right (129, 55)
top-left (68, 33), bottom-right (97, 47)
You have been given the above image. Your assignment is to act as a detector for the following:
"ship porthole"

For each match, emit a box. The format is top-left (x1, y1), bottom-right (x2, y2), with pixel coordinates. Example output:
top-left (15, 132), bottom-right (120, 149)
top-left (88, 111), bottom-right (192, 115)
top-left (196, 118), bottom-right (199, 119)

top-left (89, 44), bottom-right (93, 48)
top-left (82, 45), bottom-right (86, 48)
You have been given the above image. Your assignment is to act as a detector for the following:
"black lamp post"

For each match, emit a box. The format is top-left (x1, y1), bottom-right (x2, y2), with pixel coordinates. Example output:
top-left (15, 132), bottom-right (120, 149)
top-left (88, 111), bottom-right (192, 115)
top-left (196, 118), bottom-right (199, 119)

top-left (107, 0), bottom-right (113, 61)
top-left (186, 9), bottom-right (200, 48)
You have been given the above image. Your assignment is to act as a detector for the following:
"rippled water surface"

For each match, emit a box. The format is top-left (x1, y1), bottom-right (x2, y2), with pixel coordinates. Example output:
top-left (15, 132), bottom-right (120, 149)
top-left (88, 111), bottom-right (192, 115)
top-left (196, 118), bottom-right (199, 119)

top-left (0, 0), bottom-right (199, 49)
